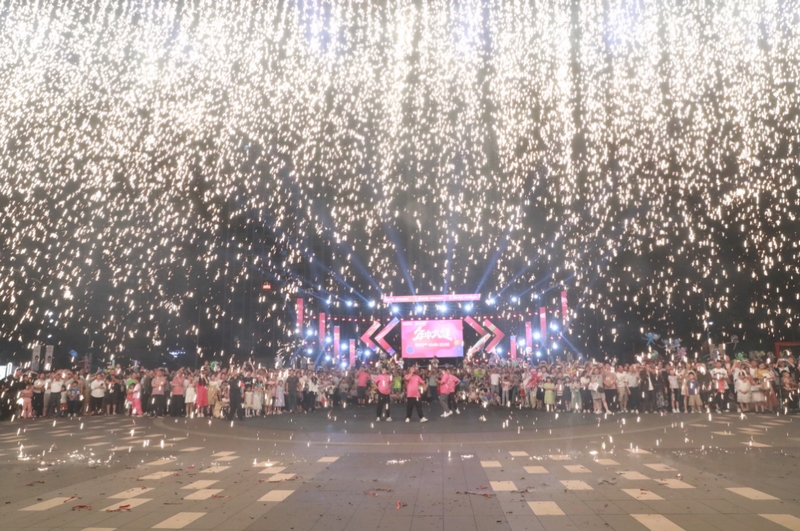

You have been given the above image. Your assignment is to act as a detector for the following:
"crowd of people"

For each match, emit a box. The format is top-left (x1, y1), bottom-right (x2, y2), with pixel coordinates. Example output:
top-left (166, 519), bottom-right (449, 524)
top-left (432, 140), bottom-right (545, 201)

top-left (2, 352), bottom-right (799, 423)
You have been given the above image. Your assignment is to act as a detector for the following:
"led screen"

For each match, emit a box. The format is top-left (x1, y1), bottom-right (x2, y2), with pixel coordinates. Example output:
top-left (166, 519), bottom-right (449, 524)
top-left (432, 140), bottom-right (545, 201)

top-left (401, 319), bottom-right (464, 358)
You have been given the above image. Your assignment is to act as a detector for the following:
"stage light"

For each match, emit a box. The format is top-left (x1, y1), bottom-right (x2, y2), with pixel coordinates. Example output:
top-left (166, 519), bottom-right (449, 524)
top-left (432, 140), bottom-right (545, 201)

top-left (550, 323), bottom-right (559, 331)
top-left (496, 347), bottom-right (502, 354)
top-left (341, 343), bottom-right (348, 351)
top-left (339, 361), bottom-right (347, 369)
top-left (346, 300), bottom-right (354, 307)
top-left (511, 296), bottom-right (518, 303)
top-left (368, 300), bottom-right (376, 308)
top-left (517, 338), bottom-right (526, 347)
top-left (536, 351), bottom-right (542, 357)
top-left (305, 328), bottom-right (314, 337)
top-left (391, 305), bottom-right (399, 314)
top-left (306, 348), bottom-right (313, 355)
top-left (533, 332), bottom-right (541, 340)
top-left (325, 355), bottom-right (331, 361)
top-left (415, 304), bottom-right (424, 314)
top-left (487, 298), bottom-right (496, 306)
top-left (552, 343), bottom-right (559, 349)
top-left (325, 336), bottom-right (332, 344)
top-left (437, 303), bottom-right (447, 312)
top-left (465, 303), bottom-right (473, 312)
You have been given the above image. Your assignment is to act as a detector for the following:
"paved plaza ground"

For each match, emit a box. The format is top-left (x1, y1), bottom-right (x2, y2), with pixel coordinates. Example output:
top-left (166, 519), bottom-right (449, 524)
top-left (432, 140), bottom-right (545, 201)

top-left (1, 405), bottom-right (799, 531)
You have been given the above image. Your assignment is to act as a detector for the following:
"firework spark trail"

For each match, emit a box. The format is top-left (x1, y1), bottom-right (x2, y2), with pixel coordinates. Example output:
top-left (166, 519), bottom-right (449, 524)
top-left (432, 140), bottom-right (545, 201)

top-left (0, 0), bottom-right (797, 358)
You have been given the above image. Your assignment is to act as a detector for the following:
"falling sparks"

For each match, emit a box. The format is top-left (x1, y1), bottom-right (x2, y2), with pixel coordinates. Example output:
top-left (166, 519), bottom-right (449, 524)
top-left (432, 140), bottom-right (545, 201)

top-left (0, 0), bottom-right (798, 358)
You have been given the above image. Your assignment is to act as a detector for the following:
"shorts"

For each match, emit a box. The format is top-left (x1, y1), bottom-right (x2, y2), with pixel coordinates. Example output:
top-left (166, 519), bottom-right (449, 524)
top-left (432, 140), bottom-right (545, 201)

top-left (357, 386), bottom-right (367, 399)
top-left (688, 394), bottom-right (702, 408)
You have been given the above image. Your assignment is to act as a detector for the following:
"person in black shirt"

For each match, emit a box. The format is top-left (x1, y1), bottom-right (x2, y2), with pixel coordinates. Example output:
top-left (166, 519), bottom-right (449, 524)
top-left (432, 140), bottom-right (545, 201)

top-left (285, 370), bottom-right (300, 413)
top-left (227, 372), bottom-right (244, 420)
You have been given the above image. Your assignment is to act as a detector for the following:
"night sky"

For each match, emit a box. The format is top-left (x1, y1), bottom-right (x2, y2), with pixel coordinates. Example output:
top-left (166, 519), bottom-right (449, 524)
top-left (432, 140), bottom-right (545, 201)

top-left (1, 0), bottom-right (799, 366)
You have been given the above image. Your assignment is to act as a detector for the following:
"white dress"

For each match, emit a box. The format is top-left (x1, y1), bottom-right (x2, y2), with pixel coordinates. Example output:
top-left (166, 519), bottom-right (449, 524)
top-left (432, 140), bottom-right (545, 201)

top-left (735, 379), bottom-right (751, 403)
top-left (252, 385), bottom-right (264, 411)
top-left (185, 379), bottom-right (196, 405)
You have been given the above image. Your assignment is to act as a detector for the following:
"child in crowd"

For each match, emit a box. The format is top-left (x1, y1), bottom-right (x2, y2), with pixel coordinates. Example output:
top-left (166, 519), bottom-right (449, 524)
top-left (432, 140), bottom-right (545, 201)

top-left (273, 380), bottom-right (285, 414)
top-left (686, 372), bottom-right (702, 413)
top-left (59, 385), bottom-right (68, 417)
top-left (20, 383), bottom-right (34, 418)
top-left (243, 384), bottom-right (254, 418)
top-left (543, 377), bottom-right (556, 412)
top-left (131, 379), bottom-right (142, 416)
top-left (569, 376), bottom-right (582, 412)
top-left (126, 383), bottom-right (135, 416)
top-left (67, 381), bottom-right (82, 417)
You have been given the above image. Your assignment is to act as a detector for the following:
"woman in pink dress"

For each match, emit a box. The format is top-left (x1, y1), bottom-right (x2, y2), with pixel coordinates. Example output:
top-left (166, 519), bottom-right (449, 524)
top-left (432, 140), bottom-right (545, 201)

top-left (195, 371), bottom-right (209, 417)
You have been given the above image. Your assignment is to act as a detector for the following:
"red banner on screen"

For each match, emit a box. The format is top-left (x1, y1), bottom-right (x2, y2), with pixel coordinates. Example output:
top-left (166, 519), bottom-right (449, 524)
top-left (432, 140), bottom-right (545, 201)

top-left (333, 326), bottom-right (340, 360)
top-left (401, 319), bottom-right (464, 358)
top-left (319, 312), bottom-right (326, 348)
top-left (296, 298), bottom-right (304, 329)
top-left (540, 307), bottom-right (547, 347)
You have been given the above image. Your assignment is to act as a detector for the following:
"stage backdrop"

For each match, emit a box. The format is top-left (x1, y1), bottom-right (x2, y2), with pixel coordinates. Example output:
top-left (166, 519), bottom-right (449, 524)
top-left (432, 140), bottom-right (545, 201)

top-left (401, 320), bottom-right (464, 359)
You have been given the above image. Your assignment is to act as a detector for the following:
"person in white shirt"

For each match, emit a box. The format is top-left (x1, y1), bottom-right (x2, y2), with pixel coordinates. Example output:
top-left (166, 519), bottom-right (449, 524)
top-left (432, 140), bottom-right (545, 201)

top-left (626, 366), bottom-right (641, 413)
top-left (89, 374), bottom-right (106, 415)
top-left (734, 371), bottom-right (751, 412)
top-left (710, 362), bottom-right (729, 412)
top-left (489, 369), bottom-right (501, 396)
top-left (32, 374), bottom-right (46, 417)
top-left (47, 373), bottom-right (63, 417)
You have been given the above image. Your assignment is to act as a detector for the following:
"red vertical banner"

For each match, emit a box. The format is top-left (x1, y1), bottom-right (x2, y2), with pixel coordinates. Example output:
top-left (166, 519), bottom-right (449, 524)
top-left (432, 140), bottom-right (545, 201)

top-left (296, 298), bottom-right (304, 331)
top-left (540, 307), bottom-right (547, 348)
top-left (333, 326), bottom-right (340, 361)
top-left (319, 312), bottom-right (326, 348)
top-left (561, 291), bottom-right (569, 325)
top-left (349, 339), bottom-right (356, 366)
top-left (525, 322), bottom-right (532, 350)
top-left (510, 335), bottom-right (517, 361)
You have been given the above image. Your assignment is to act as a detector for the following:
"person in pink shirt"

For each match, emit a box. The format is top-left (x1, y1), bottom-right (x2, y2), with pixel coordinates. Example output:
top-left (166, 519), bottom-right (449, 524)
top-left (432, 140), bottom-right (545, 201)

top-left (374, 367), bottom-right (393, 421)
top-left (403, 366), bottom-right (428, 423)
top-left (437, 369), bottom-right (452, 417)
top-left (169, 370), bottom-right (185, 417)
top-left (356, 367), bottom-right (370, 406)
top-left (150, 369), bottom-right (167, 417)
top-left (130, 377), bottom-right (143, 417)
top-left (445, 369), bottom-right (461, 415)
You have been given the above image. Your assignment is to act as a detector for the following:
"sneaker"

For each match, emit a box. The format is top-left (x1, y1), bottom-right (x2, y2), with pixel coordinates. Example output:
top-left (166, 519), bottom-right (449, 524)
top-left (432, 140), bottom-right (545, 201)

top-left (405, 418), bottom-right (410, 423)
top-left (385, 417), bottom-right (392, 422)
top-left (420, 417), bottom-right (428, 422)
top-left (376, 417), bottom-right (381, 422)
top-left (455, 409), bottom-right (460, 414)
top-left (441, 413), bottom-right (449, 417)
